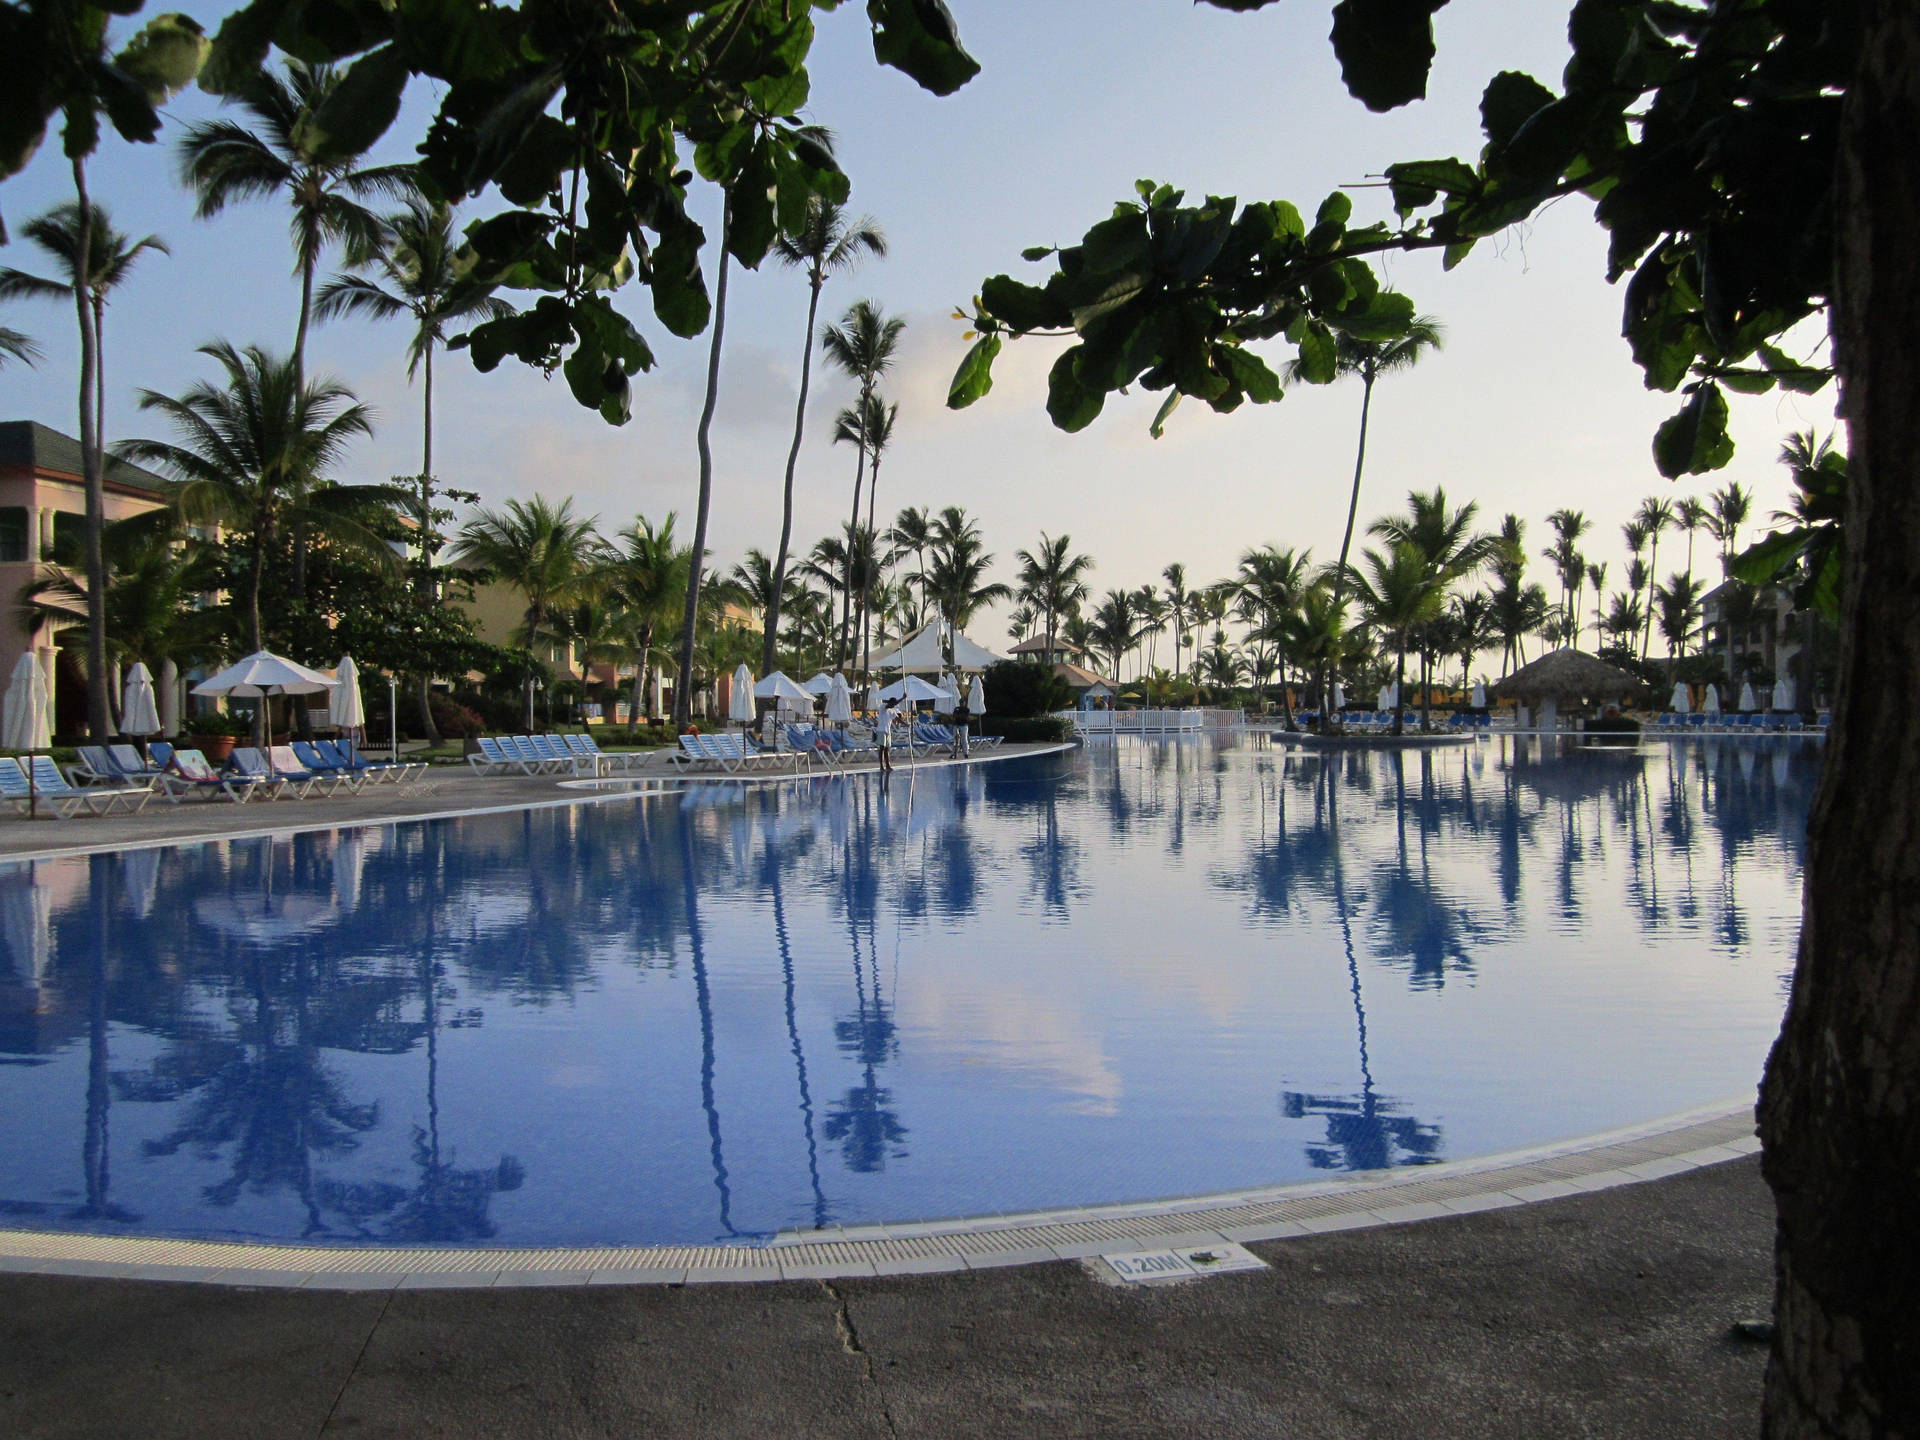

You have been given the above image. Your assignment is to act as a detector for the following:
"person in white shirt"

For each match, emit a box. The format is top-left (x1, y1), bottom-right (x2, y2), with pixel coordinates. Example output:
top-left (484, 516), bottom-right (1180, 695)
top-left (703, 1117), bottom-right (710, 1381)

top-left (876, 701), bottom-right (896, 773)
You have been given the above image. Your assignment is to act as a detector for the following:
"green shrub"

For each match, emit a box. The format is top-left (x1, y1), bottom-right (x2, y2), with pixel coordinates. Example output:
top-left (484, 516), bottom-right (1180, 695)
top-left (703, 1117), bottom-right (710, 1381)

top-left (182, 710), bottom-right (254, 738)
top-left (429, 693), bottom-right (487, 739)
top-left (982, 660), bottom-right (1071, 719)
top-left (980, 714), bottom-right (1075, 743)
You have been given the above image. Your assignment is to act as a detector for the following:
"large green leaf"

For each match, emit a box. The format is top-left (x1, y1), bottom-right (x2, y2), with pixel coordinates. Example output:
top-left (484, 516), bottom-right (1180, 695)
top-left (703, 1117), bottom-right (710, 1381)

top-left (1328, 0), bottom-right (1447, 113)
top-left (867, 0), bottom-right (980, 97)
top-left (1047, 347), bottom-right (1105, 432)
top-left (295, 42), bottom-right (408, 162)
top-left (947, 334), bottom-right (1001, 409)
top-left (1479, 71), bottom-right (1555, 149)
top-left (726, 138), bottom-right (780, 268)
top-left (1217, 345), bottom-right (1283, 404)
top-left (981, 274), bottom-right (1067, 334)
top-left (113, 12), bottom-right (209, 105)
top-left (1293, 323), bottom-right (1338, 384)
top-left (1653, 384), bottom-right (1734, 478)
top-left (650, 226), bottom-right (711, 338)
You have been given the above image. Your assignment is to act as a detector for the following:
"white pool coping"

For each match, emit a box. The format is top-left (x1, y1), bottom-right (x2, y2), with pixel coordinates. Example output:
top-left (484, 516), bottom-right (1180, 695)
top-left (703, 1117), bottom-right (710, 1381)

top-left (0, 1100), bottom-right (1756, 1288)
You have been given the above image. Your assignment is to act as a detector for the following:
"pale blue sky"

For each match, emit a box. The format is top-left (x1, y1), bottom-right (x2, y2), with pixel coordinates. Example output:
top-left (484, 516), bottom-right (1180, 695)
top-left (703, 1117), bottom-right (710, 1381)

top-left (0, 1), bottom-right (1835, 647)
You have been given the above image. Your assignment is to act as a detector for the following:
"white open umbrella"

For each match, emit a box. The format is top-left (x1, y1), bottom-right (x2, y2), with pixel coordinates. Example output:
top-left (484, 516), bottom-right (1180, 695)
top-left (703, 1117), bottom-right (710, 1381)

top-left (754, 671), bottom-right (814, 706)
top-left (968, 675), bottom-right (986, 714)
top-left (121, 662), bottom-right (161, 736)
top-left (876, 675), bottom-right (946, 705)
top-left (192, 650), bottom-right (336, 743)
top-left (1670, 681), bottom-right (1691, 714)
top-left (329, 655), bottom-right (367, 732)
top-left (825, 674), bottom-right (854, 724)
top-left (2, 652), bottom-right (51, 751)
top-left (1738, 681), bottom-right (1758, 712)
top-left (1773, 675), bottom-right (1797, 711)
top-left (1703, 684), bottom-right (1722, 715)
top-left (801, 672), bottom-right (838, 696)
top-left (728, 664), bottom-right (756, 724)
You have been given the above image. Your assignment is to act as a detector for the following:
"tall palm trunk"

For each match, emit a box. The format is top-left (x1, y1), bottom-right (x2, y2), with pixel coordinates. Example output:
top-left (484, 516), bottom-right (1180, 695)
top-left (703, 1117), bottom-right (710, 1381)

top-left (839, 428), bottom-right (867, 666)
top-left (1392, 638), bottom-right (1407, 737)
top-left (1641, 529), bottom-right (1660, 660)
top-left (860, 447), bottom-right (883, 683)
top-left (674, 202), bottom-right (731, 728)
top-left (1317, 369), bottom-right (1375, 729)
top-left (71, 157), bottom-right (111, 741)
top-left (766, 273), bottom-right (823, 675)
top-left (414, 340), bottom-right (441, 743)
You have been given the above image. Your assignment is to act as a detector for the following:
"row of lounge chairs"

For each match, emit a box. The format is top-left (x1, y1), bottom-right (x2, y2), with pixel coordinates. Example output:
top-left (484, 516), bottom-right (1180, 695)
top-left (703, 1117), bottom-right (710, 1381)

top-left (467, 733), bottom-right (643, 777)
top-left (7, 739), bottom-right (424, 817)
top-left (1653, 712), bottom-right (1815, 733)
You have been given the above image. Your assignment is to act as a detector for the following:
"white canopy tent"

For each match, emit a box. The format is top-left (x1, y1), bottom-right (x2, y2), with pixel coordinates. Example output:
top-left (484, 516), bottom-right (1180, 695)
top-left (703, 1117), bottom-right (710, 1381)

top-left (869, 623), bottom-right (1008, 674)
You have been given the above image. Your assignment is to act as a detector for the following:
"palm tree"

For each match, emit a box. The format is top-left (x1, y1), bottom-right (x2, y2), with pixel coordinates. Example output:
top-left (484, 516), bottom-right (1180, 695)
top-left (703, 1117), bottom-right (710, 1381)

top-left (314, 195), bottom-right (509, 741)
top-left (313, 196), bottom-right (509, 564)
top-left (1448, 591), bottom-right (1495, 689)
top-left (1014, 533), bottom-right (1094, 665)
top-left (1676, 496), bottom-right (1709, 592)
top-left (924, 507), bottom-right (1010, 631)
top-left (1351, 542), bottom-right (1445, 735)
top-left (1621, 518), bottom-right (1651, 642)
top-left (1542, 508), bottom-right (1589, 643)
top-left (855, 393), bottom-right (898, 681)
top-left (766, 201), bottom-right (885, 673)
top-left (1234, 545), bottom-right (1313, 724)
top-left (820, 299), bottom-right (905, 660)
top-left (1, 200), bottom-right (168, 737)
top-left (673, 197), bottom-right (733, 728)
top-left (1652, 571), bottom-right (1705, 682)
top-left (177, 59), bottom-right (417, 386)
top-left (1369, 488), bottom-right (1494, 726)
top-left (1600, 592), bottom-right (1644, 651)
top-left (729, 548), bottom-right (784, 634)
top-left (119, 343), bottom-right (391, 657)
top-left (1584, 561), bottom-right (1608, 649)
top-left (1709, 481), bottom-right (1754, 572)
top-left (449, 496), bottom-right (598, 730)
top-left (602, 513), bottom-right (692, 725)
top-left (1284, 314), bottom-right (1443, 715)
top-left (890, 506), bottom-right (935, 601)
top-left (1162, 562), bottom-right (1192, 688)
top-left (0, 327), bottom-right (38, 369)
top-left (1633, 496), bottom-right (1676, 660)
top-left (1088, 590), bottom-right (1138, 683)
top-left (1006, 604), bottom-right (1036, 644)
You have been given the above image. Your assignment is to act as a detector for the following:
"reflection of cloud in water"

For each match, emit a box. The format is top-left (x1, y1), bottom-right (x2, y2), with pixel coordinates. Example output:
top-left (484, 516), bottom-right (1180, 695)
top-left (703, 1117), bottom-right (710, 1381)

top-left (908, 981), bottom-right (1124, 1114)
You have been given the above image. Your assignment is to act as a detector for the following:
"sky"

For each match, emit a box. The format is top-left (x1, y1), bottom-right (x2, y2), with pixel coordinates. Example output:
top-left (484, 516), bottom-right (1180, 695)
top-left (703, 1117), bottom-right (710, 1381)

top-left (0, 0), bottom-right (1838, 654)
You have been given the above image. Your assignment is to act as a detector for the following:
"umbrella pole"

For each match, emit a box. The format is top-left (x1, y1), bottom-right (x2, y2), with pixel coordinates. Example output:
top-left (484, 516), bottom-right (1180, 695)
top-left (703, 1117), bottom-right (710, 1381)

top-left (389, 675), bottom-right (398, 762)
top-left (27, 748), bottom-right (35, 822)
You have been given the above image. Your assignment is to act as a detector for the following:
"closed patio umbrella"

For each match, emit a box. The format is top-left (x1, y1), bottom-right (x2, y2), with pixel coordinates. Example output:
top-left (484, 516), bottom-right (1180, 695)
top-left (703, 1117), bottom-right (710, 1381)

top-left (1331, 682), bottom-right (1345, 710)
top-left (728, 664), bottom-right (756, 727)
top-left (1703, 684), bottom-right (1722, 715)
top-left (121, 662), bottom-right (161, 737)
top-left (1738, 681), bottom-right (1757, 712)
top-left (825, 674), bottom-right (854, 725)
top-left (1670, 681), bottom-right (1690, 714)
top-left (1470, 682), bottom-right (1486, 709)
top-left (2, 652), bottom-right (51, 752)
top-left (1773, 676), bottom-right (1797, 711)
top-left (968, 675), bottom-right (986, 714)
top-left (330, 655), bottom-right (367, 733)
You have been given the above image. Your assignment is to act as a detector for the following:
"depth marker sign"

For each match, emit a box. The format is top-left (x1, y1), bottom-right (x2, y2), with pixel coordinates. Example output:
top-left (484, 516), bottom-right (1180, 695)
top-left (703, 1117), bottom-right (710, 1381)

top-left (1102, 1243), bottom-right (1268, 1284)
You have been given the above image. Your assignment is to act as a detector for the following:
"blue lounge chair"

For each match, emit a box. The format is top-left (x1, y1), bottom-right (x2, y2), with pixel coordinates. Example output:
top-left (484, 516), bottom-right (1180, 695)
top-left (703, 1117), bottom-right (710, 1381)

top-left (231, 747), bottom-right (317, 800)
top-left (565, 732), bottom-right (644, 775)
top-left (108, 744), bottom-right (166, 782)
top-left (72, 745), bottom-right (135, 787)
top-left (279, 744), bottom-right (357, 795)
top-left (325, 739), bottom-right (422, 785)
top-left (468, 735), bottom-right (518, 775)
top-left (156, 748), bottom-right (261, 804)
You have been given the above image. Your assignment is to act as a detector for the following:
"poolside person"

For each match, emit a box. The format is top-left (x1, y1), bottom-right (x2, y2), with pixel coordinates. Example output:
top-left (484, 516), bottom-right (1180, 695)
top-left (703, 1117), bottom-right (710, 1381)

top-left (952, 694), bottom-right (970, 758)
top-left (876, 701), bottom-right (896, 773)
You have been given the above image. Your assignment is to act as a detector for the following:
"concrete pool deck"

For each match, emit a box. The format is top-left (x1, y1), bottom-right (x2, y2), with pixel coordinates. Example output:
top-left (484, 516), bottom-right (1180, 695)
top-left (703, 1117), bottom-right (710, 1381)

top-left (0, 1155), bottom-right (1775, 1438)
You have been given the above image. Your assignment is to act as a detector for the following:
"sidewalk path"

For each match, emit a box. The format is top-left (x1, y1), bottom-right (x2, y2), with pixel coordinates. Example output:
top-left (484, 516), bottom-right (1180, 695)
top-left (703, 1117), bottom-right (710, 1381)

top-left (0, 1157), bottom-right (1772, 1439)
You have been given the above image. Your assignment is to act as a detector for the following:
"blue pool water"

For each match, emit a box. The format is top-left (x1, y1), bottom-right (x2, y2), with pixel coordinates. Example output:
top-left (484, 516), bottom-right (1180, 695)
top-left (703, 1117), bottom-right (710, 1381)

top-left (0, 736), bottom-right (1813, 1248)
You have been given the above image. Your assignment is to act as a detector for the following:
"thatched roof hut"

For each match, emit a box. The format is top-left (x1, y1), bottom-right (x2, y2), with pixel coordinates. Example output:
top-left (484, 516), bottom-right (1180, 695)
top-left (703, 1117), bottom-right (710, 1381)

top-left (1492, 648), bottom-right (1648, 706)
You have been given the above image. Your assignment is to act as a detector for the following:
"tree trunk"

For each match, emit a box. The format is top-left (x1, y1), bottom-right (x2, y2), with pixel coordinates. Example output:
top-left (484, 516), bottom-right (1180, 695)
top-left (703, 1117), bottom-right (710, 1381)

top-left (70, 160), bottom-right (111, 743)
top-left (1316, 372), bottom-right (1375, 731)
top-left (1757, 6), bottom-right (1920, 1434)
top-left (766, 274), bottom-right (822, 675)
top-left (861, 451), bottom-right (883, 684)
top-left (1392, 643), bottom-right (1406, 737)
top-left (673, 201), bottom-right (730, 728)
top-left (839, 426), bottom-right (867, 667)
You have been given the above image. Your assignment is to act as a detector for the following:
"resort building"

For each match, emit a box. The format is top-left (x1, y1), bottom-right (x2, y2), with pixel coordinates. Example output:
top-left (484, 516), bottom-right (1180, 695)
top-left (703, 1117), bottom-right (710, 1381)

top-left (1700, 580), bottom-right (1815, 703)
top-left (0, 421), bottom-right (170, 730)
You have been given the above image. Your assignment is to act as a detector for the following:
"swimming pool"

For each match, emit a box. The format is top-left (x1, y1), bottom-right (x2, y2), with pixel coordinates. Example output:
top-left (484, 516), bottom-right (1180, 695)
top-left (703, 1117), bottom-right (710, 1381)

top-left (0, 736), bottom-right (1811, 1248)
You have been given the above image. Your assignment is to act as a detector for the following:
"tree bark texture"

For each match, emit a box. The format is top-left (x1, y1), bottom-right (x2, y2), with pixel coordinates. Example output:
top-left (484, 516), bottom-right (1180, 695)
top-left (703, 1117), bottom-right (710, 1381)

top-left (1758, 5), bottom-right (1920, 1436)
top-left (70, 158), bottom-right (111, 742)
top-left (674, 201), bottom-right (730, 728)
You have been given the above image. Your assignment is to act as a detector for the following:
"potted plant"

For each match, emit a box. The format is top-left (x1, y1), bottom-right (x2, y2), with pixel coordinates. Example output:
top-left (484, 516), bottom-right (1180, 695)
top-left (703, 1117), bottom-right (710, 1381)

top-left (182, 709), bottom-right (252, 762)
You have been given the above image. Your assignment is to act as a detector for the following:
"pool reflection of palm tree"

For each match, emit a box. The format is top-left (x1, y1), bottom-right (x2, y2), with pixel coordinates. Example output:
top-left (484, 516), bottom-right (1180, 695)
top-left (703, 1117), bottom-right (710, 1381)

top-left (1282, 763), bottom-right (1443, 1172)
top-left (677, 809), bottom-right (740, 1239)
top-left (825, 777), bottom-right (908, 1174)
top-left (757, 790), bottom-right (831, 1229)
top-left (1368, 752), bottom-right (1479, 989)
top-left (76, 857), bottom-right (135, 1224)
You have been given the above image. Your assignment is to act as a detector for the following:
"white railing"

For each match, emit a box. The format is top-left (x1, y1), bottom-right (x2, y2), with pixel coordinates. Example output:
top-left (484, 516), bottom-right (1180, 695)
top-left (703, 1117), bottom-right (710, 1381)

top-left (1061, 708), bottom-right (1243, 736)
